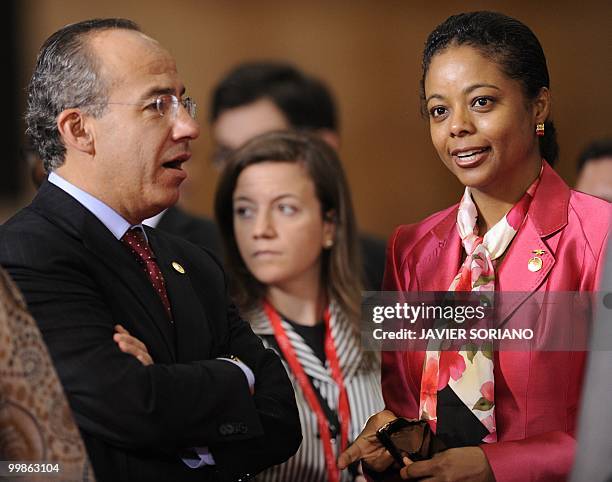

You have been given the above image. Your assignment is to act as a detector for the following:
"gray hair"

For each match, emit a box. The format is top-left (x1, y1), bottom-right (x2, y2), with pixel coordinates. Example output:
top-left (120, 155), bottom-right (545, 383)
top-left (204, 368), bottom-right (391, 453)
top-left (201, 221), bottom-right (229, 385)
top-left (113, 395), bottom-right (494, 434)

top-left (26, 18), bottom-right (140, 172)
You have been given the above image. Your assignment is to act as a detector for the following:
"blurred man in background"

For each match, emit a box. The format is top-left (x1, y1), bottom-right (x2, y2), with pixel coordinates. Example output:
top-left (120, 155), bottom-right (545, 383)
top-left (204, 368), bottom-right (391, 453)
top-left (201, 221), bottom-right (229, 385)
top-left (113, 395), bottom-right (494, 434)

top-left (575, 138), bottom-right (612, 202)
top-left (210, 62), bottom-right (386, 290)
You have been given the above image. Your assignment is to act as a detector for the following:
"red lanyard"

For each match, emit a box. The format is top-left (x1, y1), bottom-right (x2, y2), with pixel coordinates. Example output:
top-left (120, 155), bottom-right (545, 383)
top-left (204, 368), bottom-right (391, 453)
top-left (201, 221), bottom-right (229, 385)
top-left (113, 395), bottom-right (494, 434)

top-left (263, 301), bottom-right (351, 482)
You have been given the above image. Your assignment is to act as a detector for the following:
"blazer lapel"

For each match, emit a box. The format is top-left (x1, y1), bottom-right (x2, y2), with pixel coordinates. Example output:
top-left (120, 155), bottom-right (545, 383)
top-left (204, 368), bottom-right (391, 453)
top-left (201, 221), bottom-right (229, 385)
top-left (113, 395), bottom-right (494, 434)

top-left (147, 229), bottom-right (213, 361)
top-left (81, 216), bottom-right (177, 360)
top-left (495, 220), bottom-right (555, 323)
top-left (495, 163), bottom-right (569, 323)
top-left (33, 182), bottom-right (176, 360)
top-left (415, 206), bottom-right (463, 291)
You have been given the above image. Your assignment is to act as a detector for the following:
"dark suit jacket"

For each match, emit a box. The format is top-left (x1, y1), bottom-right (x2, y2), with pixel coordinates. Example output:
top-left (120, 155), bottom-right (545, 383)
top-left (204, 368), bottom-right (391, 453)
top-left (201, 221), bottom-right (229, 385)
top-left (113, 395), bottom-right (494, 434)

top-left (0, 181), bottom-right (301, 482)
top-left (157, 206), bottom-right (223, 258)
top-left (359, 233), bottom-right (386, 291)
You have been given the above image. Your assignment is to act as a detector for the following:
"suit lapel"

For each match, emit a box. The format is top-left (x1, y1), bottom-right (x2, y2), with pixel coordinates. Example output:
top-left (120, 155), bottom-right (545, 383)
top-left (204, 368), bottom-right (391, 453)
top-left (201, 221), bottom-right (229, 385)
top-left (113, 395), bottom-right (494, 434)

top-left (415, 207), bottom-right (463, 291)
top-left (33, 182), bottom-right (176, 360)
top-left (147, 229), bottom-right (213, 361)
top-left (81, 216), bottom-right (177, 360)
top-left (495, 220), bottom-right (555, 322)
top-left (495, 162), bottom-right (569, 322)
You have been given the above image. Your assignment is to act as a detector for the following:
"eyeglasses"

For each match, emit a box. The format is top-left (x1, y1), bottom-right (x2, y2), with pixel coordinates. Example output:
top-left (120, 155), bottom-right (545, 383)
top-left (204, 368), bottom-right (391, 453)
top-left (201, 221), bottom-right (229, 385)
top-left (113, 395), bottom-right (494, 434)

top-left (103, 94), bottom-right (197, 119)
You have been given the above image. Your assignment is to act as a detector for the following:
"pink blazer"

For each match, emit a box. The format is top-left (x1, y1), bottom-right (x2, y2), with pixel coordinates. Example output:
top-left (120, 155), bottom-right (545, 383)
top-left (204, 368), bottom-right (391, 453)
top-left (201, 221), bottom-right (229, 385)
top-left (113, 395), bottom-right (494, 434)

top-left (382, 162), bottom-right (610, 482)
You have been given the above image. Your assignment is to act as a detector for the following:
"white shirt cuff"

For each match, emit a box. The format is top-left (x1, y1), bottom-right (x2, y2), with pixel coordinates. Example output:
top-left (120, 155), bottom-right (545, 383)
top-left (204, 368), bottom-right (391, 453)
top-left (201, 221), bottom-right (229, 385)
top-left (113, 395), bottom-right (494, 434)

top-left (217, 357), bottom-right (255, 392)
top-left (181, 446), bottom-right (215, 468)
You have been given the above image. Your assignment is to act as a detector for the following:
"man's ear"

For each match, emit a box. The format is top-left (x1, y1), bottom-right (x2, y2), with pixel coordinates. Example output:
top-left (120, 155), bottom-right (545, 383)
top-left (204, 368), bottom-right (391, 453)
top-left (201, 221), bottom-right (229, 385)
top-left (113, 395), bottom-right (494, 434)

top-left (56, 108), bottom-right (94, 155)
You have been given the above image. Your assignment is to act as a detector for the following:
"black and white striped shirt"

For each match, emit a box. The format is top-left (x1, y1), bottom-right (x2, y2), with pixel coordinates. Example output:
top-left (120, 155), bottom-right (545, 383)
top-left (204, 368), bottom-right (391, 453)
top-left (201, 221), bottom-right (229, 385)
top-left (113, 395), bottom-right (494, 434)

top-left (247, 302), bottom-right (385, 482)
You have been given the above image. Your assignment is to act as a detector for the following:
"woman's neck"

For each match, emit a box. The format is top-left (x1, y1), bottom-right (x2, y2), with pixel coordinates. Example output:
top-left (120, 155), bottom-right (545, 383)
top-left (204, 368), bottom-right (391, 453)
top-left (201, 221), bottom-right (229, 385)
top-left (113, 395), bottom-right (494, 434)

top-left (266, 276), bottom-right (326, 327)
top-left (471, 158), bottom-right (541, 233)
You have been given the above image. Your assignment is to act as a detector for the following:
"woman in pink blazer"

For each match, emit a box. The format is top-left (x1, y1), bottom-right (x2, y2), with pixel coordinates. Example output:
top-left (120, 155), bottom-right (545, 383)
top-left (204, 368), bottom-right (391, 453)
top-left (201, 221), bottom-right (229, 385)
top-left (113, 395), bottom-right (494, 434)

top-left (339, 11), bottom-right (609, 482)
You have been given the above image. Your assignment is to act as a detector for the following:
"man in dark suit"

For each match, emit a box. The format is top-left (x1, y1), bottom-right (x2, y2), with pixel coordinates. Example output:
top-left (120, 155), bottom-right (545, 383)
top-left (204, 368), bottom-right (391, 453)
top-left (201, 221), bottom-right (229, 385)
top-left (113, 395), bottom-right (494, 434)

top-left (574, 138), bottom-right (612, 202)
top-left (0, 18), bottom-right (300, 482)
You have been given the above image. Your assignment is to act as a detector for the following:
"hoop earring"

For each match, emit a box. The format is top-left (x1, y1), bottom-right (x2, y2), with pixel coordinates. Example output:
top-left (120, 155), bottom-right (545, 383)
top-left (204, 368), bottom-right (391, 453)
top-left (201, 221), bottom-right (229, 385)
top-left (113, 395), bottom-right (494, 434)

top-left (536, 123), bottom-right (545, 137)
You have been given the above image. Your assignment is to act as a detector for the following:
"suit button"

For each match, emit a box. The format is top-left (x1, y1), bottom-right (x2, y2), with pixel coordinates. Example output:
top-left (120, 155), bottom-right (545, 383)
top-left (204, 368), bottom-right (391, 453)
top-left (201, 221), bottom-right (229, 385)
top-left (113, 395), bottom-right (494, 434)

top-left (219, 423), bottom-right (234, 436)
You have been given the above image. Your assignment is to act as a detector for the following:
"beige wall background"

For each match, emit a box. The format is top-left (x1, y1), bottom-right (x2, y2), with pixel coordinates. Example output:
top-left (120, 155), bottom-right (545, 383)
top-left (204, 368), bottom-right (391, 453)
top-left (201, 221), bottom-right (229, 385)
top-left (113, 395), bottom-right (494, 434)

top-left (16, 0), bottom-right (612, 239)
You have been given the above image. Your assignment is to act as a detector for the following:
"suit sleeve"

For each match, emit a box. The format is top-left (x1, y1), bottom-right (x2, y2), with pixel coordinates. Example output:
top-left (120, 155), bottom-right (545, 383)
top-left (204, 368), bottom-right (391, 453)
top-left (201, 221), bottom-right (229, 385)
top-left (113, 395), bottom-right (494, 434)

top-left (208, 302), bottom-right (302, 481)
top-left (196, 244), bottom-right (302, 480)
top-left (480, 432), bottom-right (575, 482)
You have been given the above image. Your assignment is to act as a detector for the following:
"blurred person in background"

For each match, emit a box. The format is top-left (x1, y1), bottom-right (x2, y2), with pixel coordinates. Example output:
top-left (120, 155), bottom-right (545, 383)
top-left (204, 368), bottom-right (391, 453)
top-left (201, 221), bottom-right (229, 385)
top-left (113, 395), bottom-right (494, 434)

top-left (571, 234), bottom-right (612, 482)
top-left (215, 131), bottom-right (384, 482)
top-left (210, 62), bottom-right (386, 290)
top-left (338, 11), bottom-right (609, 482)
top-left (20, 142), bottom-right (47, 188)
top-left (0, 266), bottom-right (93, 481)
top-left (142, 200), bottom-right (222, 257)
top-left (575, 138), bottom-right (612, 202)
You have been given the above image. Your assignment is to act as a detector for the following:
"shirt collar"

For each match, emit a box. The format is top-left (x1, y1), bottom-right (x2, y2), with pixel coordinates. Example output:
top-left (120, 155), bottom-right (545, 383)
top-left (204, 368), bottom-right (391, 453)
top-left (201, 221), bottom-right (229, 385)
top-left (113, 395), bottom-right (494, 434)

top-left (48, 172), bottom-right (141, 240)
top-left (143, 209), bottom-right (167, 228)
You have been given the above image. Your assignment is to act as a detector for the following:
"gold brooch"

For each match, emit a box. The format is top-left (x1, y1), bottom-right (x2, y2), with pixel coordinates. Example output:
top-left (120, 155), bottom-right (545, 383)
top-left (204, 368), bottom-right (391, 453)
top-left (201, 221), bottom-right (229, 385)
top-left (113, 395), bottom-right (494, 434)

top-left (172, 261), bottom-right (186, 274)
top-left (528, 250), bottom-right (545, 272)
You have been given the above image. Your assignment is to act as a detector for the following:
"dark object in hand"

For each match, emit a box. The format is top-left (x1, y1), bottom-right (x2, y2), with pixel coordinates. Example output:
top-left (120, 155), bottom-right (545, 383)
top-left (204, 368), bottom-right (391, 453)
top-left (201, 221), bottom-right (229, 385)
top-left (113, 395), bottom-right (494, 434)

top-left (376, 418), bottom-right (446, 466)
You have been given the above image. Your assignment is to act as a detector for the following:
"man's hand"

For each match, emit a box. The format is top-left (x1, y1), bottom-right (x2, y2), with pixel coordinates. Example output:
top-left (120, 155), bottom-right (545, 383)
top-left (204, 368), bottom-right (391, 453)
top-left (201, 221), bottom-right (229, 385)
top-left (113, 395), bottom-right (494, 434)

top-left (399, 447), bottom-right (495, 481)
top-left (337, 409), bottom-right (398, 473)
top-left (113, 324), bottom-right (153, 366)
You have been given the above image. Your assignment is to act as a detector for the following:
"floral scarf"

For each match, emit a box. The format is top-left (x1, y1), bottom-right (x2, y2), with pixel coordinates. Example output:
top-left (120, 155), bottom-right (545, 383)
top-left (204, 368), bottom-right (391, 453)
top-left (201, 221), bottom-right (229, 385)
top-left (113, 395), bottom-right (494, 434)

top-left (419, 173), bottom-right (541, 444)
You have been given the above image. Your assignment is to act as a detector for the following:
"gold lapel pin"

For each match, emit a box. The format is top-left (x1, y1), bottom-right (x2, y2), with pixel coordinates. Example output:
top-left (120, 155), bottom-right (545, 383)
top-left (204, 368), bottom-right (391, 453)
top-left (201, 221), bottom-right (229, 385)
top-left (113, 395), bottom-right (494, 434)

top-left (528, 249), bottom-right (545, 272)
top-left (172, 261), bottom-right (186, 274)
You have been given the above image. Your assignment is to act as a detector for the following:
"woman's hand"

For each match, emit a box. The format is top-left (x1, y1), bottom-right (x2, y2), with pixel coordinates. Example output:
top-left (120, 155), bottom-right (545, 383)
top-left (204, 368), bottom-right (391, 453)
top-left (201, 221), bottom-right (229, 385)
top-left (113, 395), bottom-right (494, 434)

top-left (400, 447), bottom-right (494, 481)
top-left (337, 409), bottom-right (398, 473)
top-left (113, 324), bottom-right (153, 366)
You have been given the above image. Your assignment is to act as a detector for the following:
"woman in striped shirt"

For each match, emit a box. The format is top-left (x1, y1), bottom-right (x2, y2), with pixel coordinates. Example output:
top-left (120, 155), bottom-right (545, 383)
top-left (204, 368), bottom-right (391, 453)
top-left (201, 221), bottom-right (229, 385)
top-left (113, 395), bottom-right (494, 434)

top-left (215, 130), bottom-right (384, 482)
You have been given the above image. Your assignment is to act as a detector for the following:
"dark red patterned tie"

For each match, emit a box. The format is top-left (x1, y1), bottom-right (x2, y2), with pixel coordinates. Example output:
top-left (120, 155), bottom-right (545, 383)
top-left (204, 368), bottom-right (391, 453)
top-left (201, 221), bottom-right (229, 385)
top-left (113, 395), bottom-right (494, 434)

top-left (121, 228), bottom-right (173, 322)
